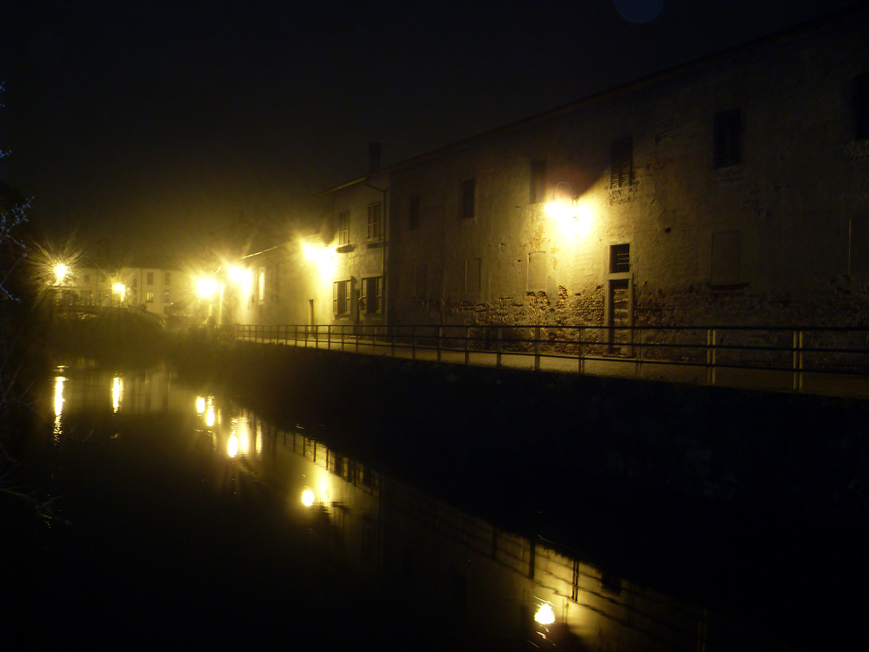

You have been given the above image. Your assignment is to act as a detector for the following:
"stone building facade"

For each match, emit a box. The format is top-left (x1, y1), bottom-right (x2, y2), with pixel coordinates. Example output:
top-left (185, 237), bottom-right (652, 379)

top-left (375, 6), bottom-right (869, 344)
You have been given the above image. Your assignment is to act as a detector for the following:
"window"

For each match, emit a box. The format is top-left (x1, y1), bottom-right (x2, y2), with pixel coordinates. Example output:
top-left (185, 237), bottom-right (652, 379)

top-left (338, 211), bottom-right (350, 246)
top-left (367, 202), bottom-right (382, 240)
top-left (415, 264), bottom-right (427, 299)
top-left (164, 272), bottom-right (171, 285)
top-left (163, 289), bottom-right (170, 303)
top-left (258, 266), bottom-right (265, 302)
top-left (465, 258), bottom-right (481, 295)
top-left (460, 178), bottom-right (475, 219)
top-left (713, 109), bottom-right (741, 168)
top-left (853, 74), bottom-right (869, 140)
top-left (268, 263), bottom-right (280, 302)
top-left (361, 276), bottom-right (383, 314)
top-left (408, 194), bottom-right (420, 231)
top-left (83, 274), bottom-right (90, 283)
top-left (530, 160), bottom-right (547, 204)
top-left (609, 244), bottom-right (630, 274)
top-left (145, 291), bottom-right (154, 303)
top-left (146, 272), bottom-right (154, 285)
top-left (610, 137), bottom-right (633, 188)
top-left (333, 280), bottom-right (351, 316)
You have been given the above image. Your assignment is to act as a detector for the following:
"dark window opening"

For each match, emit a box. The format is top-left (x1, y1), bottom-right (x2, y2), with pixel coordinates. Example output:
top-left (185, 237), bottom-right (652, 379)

top-left (609, 244), bottom-right (630, 274)
top-left (714, 109), bottom-right (741, 168)
top-left (530, 160), bottom-right (547, 204)
top-left (367, 203), bottom-right (382, 240)
top-left (361, 276), bottom-right (383, 314)
top-left (610, 137), bottom-right (633, 188)
top-left (338, 211), bottom-right (350, 246)
top-left (333, 280), bottom-right (351, 316)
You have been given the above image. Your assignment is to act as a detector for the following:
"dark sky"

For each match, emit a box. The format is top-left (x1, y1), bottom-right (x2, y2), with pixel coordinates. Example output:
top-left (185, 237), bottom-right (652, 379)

top-left (1, 0), bottom-right (861, 257)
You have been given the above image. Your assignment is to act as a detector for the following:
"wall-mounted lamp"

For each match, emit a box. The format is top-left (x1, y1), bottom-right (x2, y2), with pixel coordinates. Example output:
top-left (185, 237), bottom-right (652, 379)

top-left (544, 181), bottom-right (578, 220)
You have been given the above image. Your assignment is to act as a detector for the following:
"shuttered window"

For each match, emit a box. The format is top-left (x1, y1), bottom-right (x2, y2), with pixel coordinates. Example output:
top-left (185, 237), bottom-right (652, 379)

top-left (610, 137), bottom-right (632, 188)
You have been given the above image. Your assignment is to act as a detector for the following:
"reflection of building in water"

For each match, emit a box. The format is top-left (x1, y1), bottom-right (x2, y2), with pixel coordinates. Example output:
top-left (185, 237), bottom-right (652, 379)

top-left (224, 408), bottom-right (763, 651)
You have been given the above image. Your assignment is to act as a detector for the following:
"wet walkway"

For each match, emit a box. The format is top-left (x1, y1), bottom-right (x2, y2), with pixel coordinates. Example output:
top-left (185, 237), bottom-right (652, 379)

top-left (238, 332), bottom-right (869, 399)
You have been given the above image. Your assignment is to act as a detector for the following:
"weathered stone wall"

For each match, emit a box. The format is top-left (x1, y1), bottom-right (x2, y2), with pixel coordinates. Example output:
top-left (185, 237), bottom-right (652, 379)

top-left (387, 11), bottom-right (869, 335)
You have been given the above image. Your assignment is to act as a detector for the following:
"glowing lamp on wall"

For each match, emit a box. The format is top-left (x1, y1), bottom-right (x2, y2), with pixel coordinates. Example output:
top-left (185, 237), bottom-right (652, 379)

top-left (544, 181), bottom-right (579, 220)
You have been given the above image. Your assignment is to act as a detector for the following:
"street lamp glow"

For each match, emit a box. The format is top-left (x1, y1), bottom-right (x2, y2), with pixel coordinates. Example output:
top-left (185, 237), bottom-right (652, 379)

top-left (112, 283), bottom-right (126, 302)
top-left (228, 265), bottom-right (251, 286)
top-left (54, 263), bottom-right (69, 284)
top-left (301, 489), bottom-right (315, 507)
top-left (197, 278), bottom-right (218, 298)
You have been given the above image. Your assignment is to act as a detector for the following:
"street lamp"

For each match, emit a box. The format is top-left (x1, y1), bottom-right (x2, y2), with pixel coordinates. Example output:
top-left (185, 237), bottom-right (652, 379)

top-left (54, 263), bottom-right (69, 284)
top-left (545, 182), bottom-right (579, 220)
top-left (112, 283), bottom-right (126, 304)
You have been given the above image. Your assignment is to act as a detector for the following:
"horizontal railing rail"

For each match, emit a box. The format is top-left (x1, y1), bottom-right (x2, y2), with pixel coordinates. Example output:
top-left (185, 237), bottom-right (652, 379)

top-left (233, 323), bottom-right (869, 395)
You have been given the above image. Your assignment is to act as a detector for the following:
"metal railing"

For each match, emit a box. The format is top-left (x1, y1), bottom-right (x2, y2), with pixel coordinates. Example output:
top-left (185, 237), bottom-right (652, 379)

top-left (234, 323), bottom-right (869, 395)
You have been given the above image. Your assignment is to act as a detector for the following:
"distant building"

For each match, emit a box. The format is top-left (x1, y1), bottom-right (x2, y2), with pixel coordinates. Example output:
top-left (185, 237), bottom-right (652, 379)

top-left (61, 265), bottom-right (186, 319)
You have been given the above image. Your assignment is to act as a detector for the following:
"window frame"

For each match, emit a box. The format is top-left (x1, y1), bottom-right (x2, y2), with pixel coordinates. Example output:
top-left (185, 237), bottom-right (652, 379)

top-left (332, 279), bottom-right (351, 317)
top-left (361, 276), bottom-right (383, 315)
top-left (338, 211), bottom-right (350, 246)
top-left (610, 137), bottom-right (633, 188)
top-left (367, 202), bottom-right (382, 240)
top-left (713, 109), bottom-right (742, 168)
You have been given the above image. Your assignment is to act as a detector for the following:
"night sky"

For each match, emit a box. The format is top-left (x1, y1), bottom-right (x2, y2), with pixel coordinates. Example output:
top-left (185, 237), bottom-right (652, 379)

top-left (1, 0), bottom-right (860, 258)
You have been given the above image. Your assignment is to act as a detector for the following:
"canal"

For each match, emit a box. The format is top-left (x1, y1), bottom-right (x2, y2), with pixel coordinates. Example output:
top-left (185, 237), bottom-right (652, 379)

top-left (3, 359), bottom-right (864, 650)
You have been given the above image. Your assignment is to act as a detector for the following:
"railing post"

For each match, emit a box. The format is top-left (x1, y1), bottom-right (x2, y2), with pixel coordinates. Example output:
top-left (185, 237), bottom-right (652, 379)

top-left (391, 325), bottom-right (396, 358)
top-left (327, 325), bottom-right (331, 350)
top-left (496, 327), bottom-right (502, 368)
top-left (437, 326), bottom-right (442, 362)
top-left (356, 325), bottom-right (360, 353)
top-left (792, 330), bottom-right (804, 392)
top-left (412, 325), bottom-right (417, 360)
top-left (577, 327), bottom-right (585, 375)
top-left (464, 327), bottom-right (470, 365)
top-left (635, 327), bottom-right (643, 379)
top-left (534, 326), bottom-right (541, 371)
top-left (706, 329), bottom-right (717, 385)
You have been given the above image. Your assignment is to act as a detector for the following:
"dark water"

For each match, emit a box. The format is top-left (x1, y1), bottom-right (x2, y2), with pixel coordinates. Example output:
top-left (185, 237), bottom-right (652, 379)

top-left (2, 361), bottom-right (861, 650)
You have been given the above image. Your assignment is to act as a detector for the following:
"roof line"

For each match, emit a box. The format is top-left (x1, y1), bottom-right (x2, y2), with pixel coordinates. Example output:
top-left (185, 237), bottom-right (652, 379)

top-left (315, 2), bottom-right (867, 196)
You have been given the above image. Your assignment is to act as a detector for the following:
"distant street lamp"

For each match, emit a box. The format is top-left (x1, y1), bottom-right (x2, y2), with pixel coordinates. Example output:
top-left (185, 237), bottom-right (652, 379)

top-left (112, 283), bottom-right (126, 305)
top-left (54, 263), bottom-right (69, 284)
top-left (196, 278), bottom-right (218, 298)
